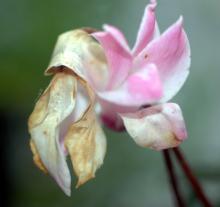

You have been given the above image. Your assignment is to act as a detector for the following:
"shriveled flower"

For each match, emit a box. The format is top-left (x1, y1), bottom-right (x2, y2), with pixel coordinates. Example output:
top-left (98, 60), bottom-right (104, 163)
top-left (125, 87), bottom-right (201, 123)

top-left (90, 0), bottom-right (191, 150)
top-left (28, 29), bottom-right (107, 196)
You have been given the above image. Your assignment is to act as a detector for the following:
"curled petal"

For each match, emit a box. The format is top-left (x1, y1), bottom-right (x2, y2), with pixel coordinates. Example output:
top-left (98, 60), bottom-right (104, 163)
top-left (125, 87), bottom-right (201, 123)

top-left (120, 103), bottom-right (187, 151)
top-left (132, 1), bottom-right (159, 56)
top-left (97, 64), bottom-right (163, 106)
top-left (28, 72), bottom-right (77, 196)
top-left (46, 29), bottom-right (108, 91)
top-left (135, 17), bottom-right (191, 102)
top-left (92, 31), bottom-right (132, 89)
top-left (64, 82), bottom-right (106, 187)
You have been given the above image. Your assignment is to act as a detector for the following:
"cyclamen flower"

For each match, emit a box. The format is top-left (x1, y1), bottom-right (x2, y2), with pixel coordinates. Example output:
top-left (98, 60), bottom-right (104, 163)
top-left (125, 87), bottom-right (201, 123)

top-left (28, 0), bottom-right (190, 196)
top-left (91, 0), bottom-right (191, 150)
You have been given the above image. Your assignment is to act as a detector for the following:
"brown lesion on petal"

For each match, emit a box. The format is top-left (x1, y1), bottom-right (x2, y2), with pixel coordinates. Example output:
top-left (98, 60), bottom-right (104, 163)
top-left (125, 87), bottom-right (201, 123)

top-left (145, 118), bottom-right (181, 151)
top-left (30, 139), bottom-right (48, 174)
top-left (147, 130), bottom-right (181, 151)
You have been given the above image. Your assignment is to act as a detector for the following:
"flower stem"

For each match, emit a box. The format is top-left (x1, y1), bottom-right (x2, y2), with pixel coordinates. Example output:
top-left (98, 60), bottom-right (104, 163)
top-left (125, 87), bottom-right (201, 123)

top-left (172, 147), bottom-right (212, 207)
top-left (163, 150), bottom-right (186, 207)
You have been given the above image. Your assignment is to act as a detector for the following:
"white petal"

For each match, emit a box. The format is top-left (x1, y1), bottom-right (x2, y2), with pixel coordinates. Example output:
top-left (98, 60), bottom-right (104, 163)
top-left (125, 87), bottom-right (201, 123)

top-left (121, 103), bottom-right (187, 151)
top-left (28, 72), bottom-right (77, 196)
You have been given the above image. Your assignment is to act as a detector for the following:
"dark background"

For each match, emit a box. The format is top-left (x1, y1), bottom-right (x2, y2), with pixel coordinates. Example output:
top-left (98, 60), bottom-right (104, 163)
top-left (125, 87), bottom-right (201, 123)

top-left (1, 0), bottom-right (220, 206)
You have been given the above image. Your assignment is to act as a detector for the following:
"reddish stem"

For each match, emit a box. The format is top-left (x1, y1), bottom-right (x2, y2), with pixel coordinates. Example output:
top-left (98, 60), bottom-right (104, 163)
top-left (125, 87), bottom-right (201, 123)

top-left (173, 148), bottom-right (212, 207)
top-left (163, 150), bottom-right (186, 207)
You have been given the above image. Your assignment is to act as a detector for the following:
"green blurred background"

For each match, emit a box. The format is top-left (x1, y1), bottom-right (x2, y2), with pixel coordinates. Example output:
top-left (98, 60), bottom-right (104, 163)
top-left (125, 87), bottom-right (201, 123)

top-left (1, 0), bottom-right (220, 206)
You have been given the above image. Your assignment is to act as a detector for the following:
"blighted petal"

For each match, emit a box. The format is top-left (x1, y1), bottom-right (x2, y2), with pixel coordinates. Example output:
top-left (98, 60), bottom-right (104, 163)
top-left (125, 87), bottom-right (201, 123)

top-left (132, 1), bottom-right (159, 56)
top-left (46, 29), bottom-right (108, 91)
top-left (120, 103), bottom-right (187, 151)
top-left (135, 17), bottom-right (191, 102)
top-left (28, 72), bottom-right (77, 196)
top-left (64, 82), bottom-right (106, 187)
top-left (97, 64), bottom-right (163, 106)
top-left (92, 31), bottom-right (132, 89)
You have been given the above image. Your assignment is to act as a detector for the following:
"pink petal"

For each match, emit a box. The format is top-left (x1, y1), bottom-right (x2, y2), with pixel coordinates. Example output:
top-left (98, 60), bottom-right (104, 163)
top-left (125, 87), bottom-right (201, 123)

top-left (132, 1), bottom-right (160, 56)
top-left (103, 24), bottom-right (130, 52)
top-left (120, 103), bottom-right (187, 151)
top-left (135, 16), bottom-right (191, 102)
top-left (92, 31), bottom-right (132, 90)
top-left (97, 64), bottom-right (163, 106)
